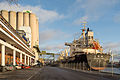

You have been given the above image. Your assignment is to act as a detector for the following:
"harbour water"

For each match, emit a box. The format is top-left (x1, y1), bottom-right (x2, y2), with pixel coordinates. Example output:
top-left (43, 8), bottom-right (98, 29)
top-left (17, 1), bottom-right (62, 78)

top-left (101, 68), bottom-right (120, 74)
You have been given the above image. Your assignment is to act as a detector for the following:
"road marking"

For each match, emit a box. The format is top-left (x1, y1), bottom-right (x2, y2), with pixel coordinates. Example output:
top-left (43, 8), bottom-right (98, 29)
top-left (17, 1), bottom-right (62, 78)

top-left (27, 68), bottom-right (42, 80)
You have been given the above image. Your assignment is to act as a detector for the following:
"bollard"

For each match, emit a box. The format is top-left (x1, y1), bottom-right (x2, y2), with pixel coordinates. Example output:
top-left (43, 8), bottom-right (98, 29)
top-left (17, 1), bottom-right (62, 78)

top-left (74, 63), bottom-right (75, 70)
top-left (69, 63), bottom-right (70, 68)
top-left (76, 63), bottom-right (78, 70)
top-left (72, 63), bottom-right (73, 69)
top-left (77, 63), bottom-right (79, 69)
top-left (83, 62), bottom-right (84, 71)
top-left (80, 63), bottom-right (81, 70)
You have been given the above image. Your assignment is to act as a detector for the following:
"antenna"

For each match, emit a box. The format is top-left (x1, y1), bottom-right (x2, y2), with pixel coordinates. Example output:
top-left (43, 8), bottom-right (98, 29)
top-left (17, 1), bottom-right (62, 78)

top-left (81, 21), bottom-right (87, 45)
top-left (82, 21), bottom-right (87, 31)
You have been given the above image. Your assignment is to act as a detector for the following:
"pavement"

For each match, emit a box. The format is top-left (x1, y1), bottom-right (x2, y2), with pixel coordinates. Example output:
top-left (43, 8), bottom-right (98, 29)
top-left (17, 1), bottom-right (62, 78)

top-left (0, 67), bottom-right (41, 80)
top-left (0, 66), bottom-right (119, 80)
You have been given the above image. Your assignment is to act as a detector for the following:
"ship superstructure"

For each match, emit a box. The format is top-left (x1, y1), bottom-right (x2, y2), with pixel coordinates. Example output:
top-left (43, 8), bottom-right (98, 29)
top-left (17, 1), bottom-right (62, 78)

top-left (64, 22), bottom-right (110, 70)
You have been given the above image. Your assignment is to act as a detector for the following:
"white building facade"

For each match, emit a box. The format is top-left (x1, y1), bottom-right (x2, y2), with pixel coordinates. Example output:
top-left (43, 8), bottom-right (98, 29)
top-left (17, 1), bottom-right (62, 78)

top-left (0, 14), bottom-right (35, 72)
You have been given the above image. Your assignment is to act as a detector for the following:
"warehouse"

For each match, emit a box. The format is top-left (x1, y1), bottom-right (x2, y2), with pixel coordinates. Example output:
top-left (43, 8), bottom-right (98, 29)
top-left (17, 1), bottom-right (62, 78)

top-left (0, 10), bottom-right (40, 71)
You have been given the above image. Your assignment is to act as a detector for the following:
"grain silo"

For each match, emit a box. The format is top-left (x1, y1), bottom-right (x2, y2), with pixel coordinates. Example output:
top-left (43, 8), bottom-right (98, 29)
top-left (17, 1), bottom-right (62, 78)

top-left (9, 11), bottom-right (16, 30)
top-left (36, 19), bottom-right (39, 45)
top-left (1, 10), bottom-right (9, 22)
top-left (30, 13), bottom-right (39, 63)
top-left (17, 12), bottom-right (23, 30)
top-left (18, 12), bottom-right (31, 47)
top-left (30, 13), bottom-right (37, 48)
top-left (23, 12), bottom-right (29, 27)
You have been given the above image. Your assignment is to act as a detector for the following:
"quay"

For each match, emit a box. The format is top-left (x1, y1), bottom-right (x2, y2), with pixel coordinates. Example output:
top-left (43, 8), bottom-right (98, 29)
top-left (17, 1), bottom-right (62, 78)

top-left (0, 66), bottom-right (119, 80)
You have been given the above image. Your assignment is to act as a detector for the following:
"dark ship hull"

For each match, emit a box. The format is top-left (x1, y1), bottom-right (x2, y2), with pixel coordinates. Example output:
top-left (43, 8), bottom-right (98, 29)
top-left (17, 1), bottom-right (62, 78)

top-left (66, 53), bottom-right (111, 70)
top-left (87, 53), bottom-right (110, 70)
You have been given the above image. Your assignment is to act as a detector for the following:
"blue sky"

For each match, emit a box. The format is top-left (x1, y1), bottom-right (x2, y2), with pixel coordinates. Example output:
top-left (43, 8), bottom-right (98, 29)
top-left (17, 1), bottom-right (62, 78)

top-left (0, 0), bottom-right (120, 57)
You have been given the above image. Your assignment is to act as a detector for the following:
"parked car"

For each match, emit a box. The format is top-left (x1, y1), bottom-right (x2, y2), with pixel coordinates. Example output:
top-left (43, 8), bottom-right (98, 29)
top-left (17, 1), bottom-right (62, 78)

top-left (5, 64), bottom-right (15, 71)
top-left (15, 64), bottom-right (22, 70)
top-left (25, 66), bottom-right (30, 69)
top-left (33, 60), bottom-right (43, 68)
top-left (21, 64), bottom-right (30, 69)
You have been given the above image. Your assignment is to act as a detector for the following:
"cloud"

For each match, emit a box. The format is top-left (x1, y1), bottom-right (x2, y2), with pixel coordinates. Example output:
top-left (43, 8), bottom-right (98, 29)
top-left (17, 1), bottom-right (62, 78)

top-left (0, 1), bottom-right (64, 24)
top-left (40, 43), bottom-right (65, 53)
top-left (101, 42), bottom-right (120, 57)
top-left (39, 29), bottom-right (71, 44)
top-left (40, 29), bottom-right (56, 43)
top-left (39, 29), bottom-right (72, 52)
top-left (39, 29), bottom-right (71, 52)
top-left (41, 44), bottom-right (64, 51)
top-left (103, 42), bottom-right (120, 50)
top-left (72, 0), bottom-right (119, 22)
top-left (38, 9), bottom-right (64, 23)
top-left (83, 0), bottom-right (118, 20)
top-left (73, 16), bottom-right (88, 25)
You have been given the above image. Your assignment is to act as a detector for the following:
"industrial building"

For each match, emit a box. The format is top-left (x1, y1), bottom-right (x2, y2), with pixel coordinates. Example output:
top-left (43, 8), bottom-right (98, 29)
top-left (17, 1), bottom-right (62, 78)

top-left (0, 10), bottom-right (40, 71)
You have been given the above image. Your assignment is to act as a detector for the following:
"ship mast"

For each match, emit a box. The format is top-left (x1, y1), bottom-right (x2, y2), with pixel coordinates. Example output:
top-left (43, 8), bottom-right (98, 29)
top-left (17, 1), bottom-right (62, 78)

top-left (81, 22), bottom-right (87, 45)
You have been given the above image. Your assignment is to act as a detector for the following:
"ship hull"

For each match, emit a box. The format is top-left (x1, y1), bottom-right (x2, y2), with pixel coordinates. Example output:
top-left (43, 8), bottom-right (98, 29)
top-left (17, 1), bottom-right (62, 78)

top-left (66, 53), bottom-right (110, 70)
top-left (86, 53), bottom-right (110, 70)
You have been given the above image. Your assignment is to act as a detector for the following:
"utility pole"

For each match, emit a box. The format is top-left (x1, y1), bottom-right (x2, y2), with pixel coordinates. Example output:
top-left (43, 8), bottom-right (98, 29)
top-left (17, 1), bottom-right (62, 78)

top-left (111, 50), bottom-right (114, 76)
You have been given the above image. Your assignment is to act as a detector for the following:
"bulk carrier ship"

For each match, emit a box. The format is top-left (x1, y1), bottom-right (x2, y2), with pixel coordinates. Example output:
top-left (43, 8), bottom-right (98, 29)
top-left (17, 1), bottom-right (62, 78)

top-left (64, 23), bottom-right (111, 70)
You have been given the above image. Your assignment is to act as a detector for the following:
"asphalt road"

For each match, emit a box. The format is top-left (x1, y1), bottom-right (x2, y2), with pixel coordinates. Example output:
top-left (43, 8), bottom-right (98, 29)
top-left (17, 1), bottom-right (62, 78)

top-left (0, 68), bottom-right (41, 80)
top-left (30, 67), bottom-right (119, 80)
top-left (0, 67), bottom-right (119, 80)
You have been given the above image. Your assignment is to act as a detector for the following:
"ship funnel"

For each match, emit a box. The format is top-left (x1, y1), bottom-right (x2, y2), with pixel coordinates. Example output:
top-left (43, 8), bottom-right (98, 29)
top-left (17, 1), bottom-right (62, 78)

top-left (87, 28), bottom-right (89, 32)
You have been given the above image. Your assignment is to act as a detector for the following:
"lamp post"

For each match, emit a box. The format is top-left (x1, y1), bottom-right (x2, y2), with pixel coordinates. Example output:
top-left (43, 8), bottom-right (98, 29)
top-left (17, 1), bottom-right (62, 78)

top-left (111, 51), bottom-right (114, 76)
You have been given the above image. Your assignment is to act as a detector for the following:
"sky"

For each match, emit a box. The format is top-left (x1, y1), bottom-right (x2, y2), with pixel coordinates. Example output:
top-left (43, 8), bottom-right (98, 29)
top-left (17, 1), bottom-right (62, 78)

top-left (0, 0), bottom-right (120, 58)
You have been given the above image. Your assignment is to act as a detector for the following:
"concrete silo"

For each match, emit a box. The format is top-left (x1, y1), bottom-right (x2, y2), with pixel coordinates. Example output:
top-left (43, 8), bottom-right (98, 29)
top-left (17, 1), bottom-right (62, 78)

top-left (30, 13), bottom-right (37, 48)
top-left (18, 12), bottom-right (31, 47)
top-left (30, 13), bottom-right (39, 63)
top-left (23, 12), bottom-right (29, 27)
top-left (1, 10), bottom-right (9, 22)
top-left (36, 19), bottom-right (39, 46)
top-left (17, 12), bottom-right (23, 30)
top-left (9, 11), bottom-right (16, 30)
